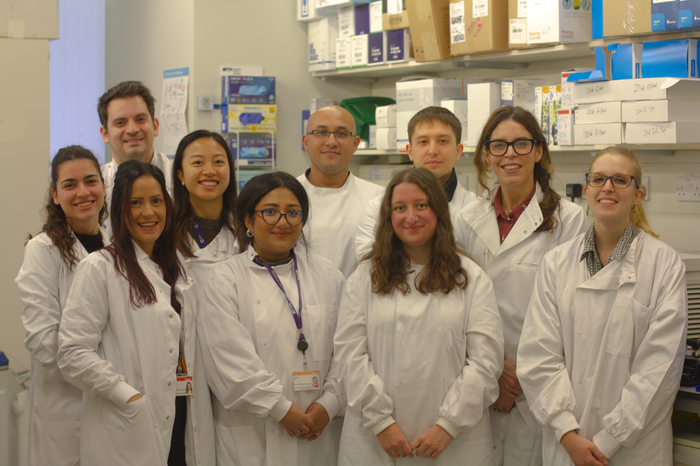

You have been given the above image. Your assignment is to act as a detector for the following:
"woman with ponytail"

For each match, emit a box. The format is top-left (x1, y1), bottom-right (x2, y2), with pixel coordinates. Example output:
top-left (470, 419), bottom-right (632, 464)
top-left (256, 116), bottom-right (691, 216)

top-left (58, 161), bottom-right (192, 465)
top-left (453, 106), bottom-right (588, 466)
top-left (15, 146), bottom-right (108, 466)
top-left (517, 146), bottom-right (687, 466)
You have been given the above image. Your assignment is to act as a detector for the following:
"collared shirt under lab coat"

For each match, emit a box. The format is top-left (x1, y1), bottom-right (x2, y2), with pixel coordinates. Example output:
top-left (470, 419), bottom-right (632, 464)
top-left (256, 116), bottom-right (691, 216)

top-left (197, 246), bottom-right (345, 466)
top-left (297, 170), bottom-right (384, 278)
top-left (15, 230), bottom-right (109, 466)
top-left (57, 245), bottom-right (192, 466)
top-left (517, 232), bottom-right (688, 466)
top-left (177, 227), bottom-right (239, 466)
top-left (354, 181), bottom-right (479, 262)
top-left (453, 184), bottom-right (587, 465)
top-left (333, 257), bottom-right (504, 466)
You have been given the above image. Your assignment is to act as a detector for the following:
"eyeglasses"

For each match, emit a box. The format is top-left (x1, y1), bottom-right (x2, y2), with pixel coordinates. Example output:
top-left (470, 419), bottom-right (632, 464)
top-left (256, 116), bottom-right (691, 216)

top-left (307, 129), bottom-right (354, 141)
top-left (584, 173), bottom-right (638, 189)
top-left (254, 209), bottom-right (304, 226)
top-left (484, 139), bottom-right (537, 156)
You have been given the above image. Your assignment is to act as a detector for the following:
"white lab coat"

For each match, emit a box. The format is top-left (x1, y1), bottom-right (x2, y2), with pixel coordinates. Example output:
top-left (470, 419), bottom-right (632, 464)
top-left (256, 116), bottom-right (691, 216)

top-left (197, 247), bottom-right (345, 466)
top-left (453, 183), bottom-right (587, 466)
top-left (334, 257), bottom-right (504, 466)
top-left (15, 230), bottom-right (109, 466)
top-left (58, 244), bottom-right (192, 466)
top-left (297, 171), bottom-right (384, 278)
top-left (517, 232), bottom-right (688, 466)
top-left (177, 228), bottom-right (239, 466)
top-left (354, 181), bottom-right (479, 262)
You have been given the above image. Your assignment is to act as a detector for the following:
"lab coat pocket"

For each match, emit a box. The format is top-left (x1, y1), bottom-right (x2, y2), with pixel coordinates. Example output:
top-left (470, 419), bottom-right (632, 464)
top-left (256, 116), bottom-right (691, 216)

top-left (305, 304), bottom-right (335, 362)
top-left (215, 424), bottom-right (264, 466)
top-left (605, 297), bottom-right (647, 360)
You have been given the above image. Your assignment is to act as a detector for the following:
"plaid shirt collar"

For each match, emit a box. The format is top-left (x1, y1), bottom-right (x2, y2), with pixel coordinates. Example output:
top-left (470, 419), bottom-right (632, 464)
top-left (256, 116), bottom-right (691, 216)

top-left (580, 222), bottom-right (640, 277)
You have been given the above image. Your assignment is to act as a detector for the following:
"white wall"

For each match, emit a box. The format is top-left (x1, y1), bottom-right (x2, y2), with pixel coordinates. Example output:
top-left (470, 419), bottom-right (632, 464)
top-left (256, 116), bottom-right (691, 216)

top-left (0, 38), bottom-right (51, 371)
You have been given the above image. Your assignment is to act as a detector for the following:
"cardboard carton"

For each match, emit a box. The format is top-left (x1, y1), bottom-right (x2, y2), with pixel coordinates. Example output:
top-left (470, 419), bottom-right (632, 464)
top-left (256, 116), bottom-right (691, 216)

top-left (376, 104), bottom-right (397, 127)
top-left (641, 39), bottom-right (699, 79)
top-left (680, 0), bottom-right (700, 29)
top-left (449, 0), bottom-right (509, 55)
top-left (368, 32), bottom-right (388, 65)
top-left (621, 99), bottom-right (700, 122)
top-left (574, 123), bottom-right (624, 145)
top-left (603, 0), bottom-right (652, 37)
top-left (440, 98), bottom-right (469, 145)
top-left (352, 34), bottom-right (370, 67)
top-left (575, 102), bottom-right (623, 124)
top-left (508, 0), bottom-right (528, 48)
top-left (336, 38), bottom-right (352, 68)
top-left (406, 0), bottom-right (452, 62)
top-left (652, 0), bottom-right (679, 31)
top-left (382, 0), bottom-right (410, 29)
top-left (527, 0), bottom-right (591, 45)
top-left (370, 1), bottom-right (384, 31)
top-left (625, 121), bottom-right (700, 143)
top-left (467, 82), bottom-right (500, 146)
top-left (309, 17), bottom-right (339, 71)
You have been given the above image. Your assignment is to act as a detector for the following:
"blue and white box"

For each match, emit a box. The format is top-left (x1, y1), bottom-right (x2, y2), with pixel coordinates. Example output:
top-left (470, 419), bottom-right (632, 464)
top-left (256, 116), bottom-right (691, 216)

top-left (355, 3), bottom-right (371, 34)
top-left (679, 0), bottom-right (700, 28)
top-left (387, 29), bottom-right (411, 63)
top-left (610, 43), bottom-right (643, 80)
top-left (309, 17), bottom-right (338, 72)
top-left (223, 76), bottom-right (276, 105)
top-left (368, 31), bottom-right (387, 65)
top-left (226, 136), bottom-right (276, 166)
top-left (652, 0), bottom-right (679, 30)
top-left (642, 39), bottom-right (698, 79)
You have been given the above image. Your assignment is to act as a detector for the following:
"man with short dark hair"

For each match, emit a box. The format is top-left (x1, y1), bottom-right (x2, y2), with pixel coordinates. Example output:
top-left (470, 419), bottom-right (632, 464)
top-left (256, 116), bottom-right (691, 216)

top-left (98, 81), bottom-right (172, 208)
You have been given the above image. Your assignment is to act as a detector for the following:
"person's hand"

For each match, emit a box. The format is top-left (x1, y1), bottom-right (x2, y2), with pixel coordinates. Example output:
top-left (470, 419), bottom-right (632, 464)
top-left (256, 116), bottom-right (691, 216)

top-left (298, 403), bottom-right (330, 441)
top-left (377, 424), bottom-right (414, 458)
top-left (560, 431), bottom-right (609, 466)
top-left (127, 394), bottom-right (142, 403)
top-left (410, 425), bottom-right (453, 459)
top-left (500, 360), bottom-right (523, 397)
top-left (279, 403), bottom-right (318, 437)
top-left (492, 390), bottom-right (518, 413)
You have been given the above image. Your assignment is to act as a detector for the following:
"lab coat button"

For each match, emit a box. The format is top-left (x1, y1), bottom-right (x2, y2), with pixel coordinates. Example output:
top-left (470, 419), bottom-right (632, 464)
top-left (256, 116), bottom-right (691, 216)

top-left (166, 415), bottom-right (170, 420)
top-left (579, 331), bottom-right (583, 335)
top-left (168, 382), bottom-right (171, 386)
top-left (501, 440), bottom-right (505, 444)
top-left (257, 300), bottom-right (261, 304)
top-left (194, 427), bottom-right (197, 432)
top-left (578, 380), bottom-right (582, 385)
top-left (264, 341), bottom-right (268, 346)
top-left (271, 428), bottom-right (276, 433)
top-left (169, 313), bottom-right (173, 318)
top-left (170, 348), bottom-right (174, 353)
top-left (493, 446), bottom-right (497, 450)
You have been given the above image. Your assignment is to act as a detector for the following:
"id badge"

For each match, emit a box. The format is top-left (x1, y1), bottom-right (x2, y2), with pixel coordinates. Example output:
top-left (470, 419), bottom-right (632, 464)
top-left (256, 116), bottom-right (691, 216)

top-left (176, 375), bottom-right (194, 397)
top-left (293, 371), bottom-right (321, 391)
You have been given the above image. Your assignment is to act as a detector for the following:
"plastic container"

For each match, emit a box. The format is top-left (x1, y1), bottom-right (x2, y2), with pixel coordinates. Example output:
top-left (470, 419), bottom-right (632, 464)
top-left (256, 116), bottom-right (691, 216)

top-left (339, 96), bottom-right (396, 140)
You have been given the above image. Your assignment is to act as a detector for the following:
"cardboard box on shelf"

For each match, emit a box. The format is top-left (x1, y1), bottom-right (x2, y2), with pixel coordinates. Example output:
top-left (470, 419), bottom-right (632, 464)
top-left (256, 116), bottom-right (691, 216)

top-left (603, 0), bottom-right (652, 37)
top-left (621, 99), bottom-right (700, 122)
top-left (309, 98), bottom-right (335, 113)
top-left (449, 0), bottom-right (509, 55)
top-left (440, 98), bottom-right (468, 145)
top-left (368, 31), bottom-right (388, 64)
top-left (339, 5), bottom-right (356, 37)
top-left (557, 109), bottom-right (575, 145)
top-left (368, 124), bottom-right (378, 147)
top-left (547, 85), bottom-right (562, 146)
top-left (610, 43), bottom-right (642, 80)
top-left (500, 79), bottom-right (539, 114)
top-left (298, 0), bottom-right (334, 21)
top-left (352, 34), bottom-right (369, 67)
top-left (309, 17), bottom-right (338, 71)
top-left (406, 0), bottom-right (451, 62)
top-left (226, 105), bottom-right (277, 133)
top-left (396, 78), bottom-right (464, 148)
top-left (336, 37), bottom-right (352, 68)
top-left (680, 0), bottom-right (700, 29)
top-left (575, 102), bottom-right (622, 124)
top-left (574, 123), bottom-right (624, 145)
top-left (527, 0), bottom-right (591, 45)
top-left (376, 127), bottom-right (398, 149)
top-left (223, 76), bottom-right (276, 105)
top-left (561, 68), bottom-right (594, 109)
top-left (641, 39), bottom-right (699, 79)
top-left (508, 0), bottom-right (528, 48)
top-left (387, 29), bottom-right (412, 62)
top-left (376, 104), bottom-right (397, 127)
top-left (625, 121), bottom-right (700, 143)
top-left (355, 3), bottom-right (372, 34)
top-left (652, 0), bottom-right (679, 31)
top-left (467, 82), bottom-right (500, 147)
top-left (225, 136), bottom-right (276, 166)
top-left (370, 1), bottom-right (384, 31)
top-left (382, 0), bottom-right (410, 29)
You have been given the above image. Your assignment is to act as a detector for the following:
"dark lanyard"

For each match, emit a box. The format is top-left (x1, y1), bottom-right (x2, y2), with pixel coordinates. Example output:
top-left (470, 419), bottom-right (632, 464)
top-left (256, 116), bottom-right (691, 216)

top-left (260, 251), bottom-right (309, 355)
top-left (193, 221), bottom-right (207, 249)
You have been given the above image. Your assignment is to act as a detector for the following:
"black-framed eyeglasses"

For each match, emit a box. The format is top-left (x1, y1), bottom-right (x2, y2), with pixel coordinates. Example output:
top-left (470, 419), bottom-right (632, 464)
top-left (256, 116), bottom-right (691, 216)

top-left (584, 173), bottom-right (639, 189)
top-left (306, 129), bottom-right (354, 140)
top-left (254, 209), bottom-right (304, 226)
top-left (484, 138), bottom-right (537, 156)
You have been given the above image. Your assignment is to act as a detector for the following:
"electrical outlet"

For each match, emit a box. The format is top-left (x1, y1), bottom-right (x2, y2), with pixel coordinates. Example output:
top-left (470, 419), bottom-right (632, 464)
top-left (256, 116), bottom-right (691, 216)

top-left (676, 175), bottom-right (700, 202)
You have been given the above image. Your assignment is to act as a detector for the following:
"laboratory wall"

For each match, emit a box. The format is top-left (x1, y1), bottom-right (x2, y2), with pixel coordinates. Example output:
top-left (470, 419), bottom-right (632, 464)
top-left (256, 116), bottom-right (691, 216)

top-left (0, 37), bottom-right (51, 371)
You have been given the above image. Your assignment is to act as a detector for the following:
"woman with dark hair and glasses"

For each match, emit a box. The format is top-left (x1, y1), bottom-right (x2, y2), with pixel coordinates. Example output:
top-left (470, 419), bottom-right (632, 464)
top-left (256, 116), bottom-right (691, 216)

top-left (58, 160), bottom-right (192, 466)
top-left (171, 129), bottom-right (238, 465)
top-left (196, 171), bottom-right (345, 465)
top-left (334, 168), bottom-right (503, 465)
top-left (517, 147), bottom-right (687, 466)
top-left (15, 145), bottom-right (108, 466)
top-left (452, 106), bottom-right (587, 466)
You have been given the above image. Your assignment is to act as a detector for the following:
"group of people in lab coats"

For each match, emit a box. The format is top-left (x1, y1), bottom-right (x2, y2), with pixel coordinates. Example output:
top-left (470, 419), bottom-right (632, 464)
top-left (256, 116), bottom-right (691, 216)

top-left (16, 80), bottom-right (688, 466)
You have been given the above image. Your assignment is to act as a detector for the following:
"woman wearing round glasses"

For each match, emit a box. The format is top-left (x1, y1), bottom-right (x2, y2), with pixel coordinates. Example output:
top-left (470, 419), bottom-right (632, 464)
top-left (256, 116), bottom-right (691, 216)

top-left (517, 147), bottom-right (687, 466)
top-left (196, 172), bottom-right (344, 465)
top-left (453, 107), bottom-right (587, 466)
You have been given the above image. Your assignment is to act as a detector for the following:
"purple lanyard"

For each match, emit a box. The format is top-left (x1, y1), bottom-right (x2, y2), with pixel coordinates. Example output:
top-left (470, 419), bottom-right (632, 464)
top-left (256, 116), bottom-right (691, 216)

top-left (260, 251), bottom-right (308, 355)
top-left (193, 221), bottom-right (207, 249)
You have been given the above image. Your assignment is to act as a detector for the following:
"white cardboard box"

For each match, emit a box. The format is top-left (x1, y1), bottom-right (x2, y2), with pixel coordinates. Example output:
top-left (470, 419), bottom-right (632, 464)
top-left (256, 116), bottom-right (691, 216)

top-left (527, 0), bottom-right (591, 45)
top-left (376, 127), bottom-right (397, 149)
top-left (298, 0), bottom-right (334, 21)
top-left (339, 5), bottom-right (356, 38)
top-left (467, 82), bottom-right (501, 147)
top-left (500, 79), bottom-right (540, 115)
top-left (440, 98), bottom-right (469, 146)
top-left (352, 34), bottom-right (369, 67)
top-left (369, 1), bottom-right (383, 32)
top-left (396, 78), bottom-right (464, 148)
top-left (309, 98), bottom-right (334, 113)
top-left (574, 78), bottom-right (700, 104)
top-left (624, 122), bottom-right (700, 144)
top-left (309, 17), bottom-right (338, 71)
top-left (369, 124), bottom-right (378, 148)
top-left (557, 109), bottom-right (575, 145)
top-left (575, 102), bottom-right (623, 124)
top-left (621, 100), bottom-right (700, 122)
top-left (376, 104), bottom-right (397, 127)
top-left (574, 123), bottom-right (624, 145)
top-left (335, 37), bottom-right (352, 69)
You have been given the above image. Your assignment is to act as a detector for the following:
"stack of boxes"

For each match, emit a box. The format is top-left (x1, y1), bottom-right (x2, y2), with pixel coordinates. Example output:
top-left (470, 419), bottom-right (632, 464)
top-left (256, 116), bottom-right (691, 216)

top-left (221, 76), bottom-right (277, 134)
top-left (467, 82), bottom-right (500, 147)
top-left (375, 104), bottom-right (397, 149)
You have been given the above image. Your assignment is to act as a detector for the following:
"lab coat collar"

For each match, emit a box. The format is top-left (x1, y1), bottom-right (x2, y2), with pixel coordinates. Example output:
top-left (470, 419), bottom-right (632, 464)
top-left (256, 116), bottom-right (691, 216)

top-left (301, 168), bottom-right (356, 193)
top-left (576, 233), bottom-right (640, 291)
top-left (244, 245), bottom-right (298, 269)
top-left (186, 227), bottom-right (237, 262)
top-left (71, 227), bottom-right (112, 260)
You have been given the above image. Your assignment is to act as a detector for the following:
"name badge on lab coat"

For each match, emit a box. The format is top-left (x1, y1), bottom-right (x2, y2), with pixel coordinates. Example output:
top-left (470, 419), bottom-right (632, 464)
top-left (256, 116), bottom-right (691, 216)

top-left (293, 371), bottom-right (320, 391)
top-left (176, 375), bottom-right (193, 397)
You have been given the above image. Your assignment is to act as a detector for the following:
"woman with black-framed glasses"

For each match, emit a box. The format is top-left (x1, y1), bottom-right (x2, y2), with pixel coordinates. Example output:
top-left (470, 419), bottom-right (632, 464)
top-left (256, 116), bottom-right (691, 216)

top-left (517, 146), bottom-right (686, 466)
top-left (453, 106), bottom-right (588, 466)
top-left (196, 171), bottom-right (345, 465)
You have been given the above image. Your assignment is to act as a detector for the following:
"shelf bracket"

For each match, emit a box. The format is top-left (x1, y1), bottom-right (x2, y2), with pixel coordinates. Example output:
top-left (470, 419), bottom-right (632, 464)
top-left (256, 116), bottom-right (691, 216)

top-left (452, 61), bottom-right (529, 70)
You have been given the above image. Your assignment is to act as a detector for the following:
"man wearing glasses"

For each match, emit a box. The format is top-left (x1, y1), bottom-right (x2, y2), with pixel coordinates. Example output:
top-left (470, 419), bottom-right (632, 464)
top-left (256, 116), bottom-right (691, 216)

top-left (298, 106), bottom-right (384, 278)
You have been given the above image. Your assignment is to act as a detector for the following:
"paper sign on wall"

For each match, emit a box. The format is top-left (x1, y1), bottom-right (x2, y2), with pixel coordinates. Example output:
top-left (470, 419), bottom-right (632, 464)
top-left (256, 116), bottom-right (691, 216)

top-left (161, 67), bottom-right (189, 157)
